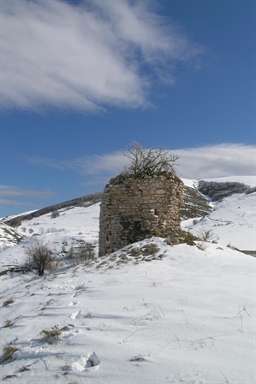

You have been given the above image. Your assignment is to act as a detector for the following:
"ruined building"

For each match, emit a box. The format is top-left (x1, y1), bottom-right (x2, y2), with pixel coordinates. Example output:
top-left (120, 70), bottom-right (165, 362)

top-left (99, 173), bottom-right (184, 256)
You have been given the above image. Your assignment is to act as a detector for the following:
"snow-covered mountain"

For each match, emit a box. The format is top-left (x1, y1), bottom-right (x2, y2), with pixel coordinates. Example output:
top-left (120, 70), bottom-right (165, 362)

top-left (0, 176), bottom-right (255, 383)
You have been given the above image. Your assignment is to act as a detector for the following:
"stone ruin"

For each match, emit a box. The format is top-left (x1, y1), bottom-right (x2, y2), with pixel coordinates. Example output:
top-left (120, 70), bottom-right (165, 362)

top-left (99, 172), bottom-right (184, 256)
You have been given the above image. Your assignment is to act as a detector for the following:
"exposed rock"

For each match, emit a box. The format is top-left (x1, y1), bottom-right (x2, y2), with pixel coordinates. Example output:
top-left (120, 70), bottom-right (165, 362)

top-left (0, 221), bottom-right (25, 250)
top-left (180, 185), bottom-right (212, 219)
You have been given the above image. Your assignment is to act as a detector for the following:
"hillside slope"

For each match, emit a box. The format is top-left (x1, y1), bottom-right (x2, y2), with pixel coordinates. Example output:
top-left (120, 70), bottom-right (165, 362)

top-left (1, 176), bottom-right (255, 254)
top-left (0, 176), bottom-right (255, 383)
top-left (0, 222), bottom-right (25, 251)
top-left (0, 239), bottom-right (255, 383)
top-left (182, 176), bottom-right (255, 251)
top-left (0, 180), bottom-right (211, 251)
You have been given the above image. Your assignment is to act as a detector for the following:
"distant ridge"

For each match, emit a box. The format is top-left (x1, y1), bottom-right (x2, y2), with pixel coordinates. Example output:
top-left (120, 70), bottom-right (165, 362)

top-left (4, 184), bottom-right (212, 229)
top-left (0, 179), bottom-right (254, 252)
top-left (4, 191), bottom-right (103, 227)
top-left (4, 180), bottom-right (250, 228)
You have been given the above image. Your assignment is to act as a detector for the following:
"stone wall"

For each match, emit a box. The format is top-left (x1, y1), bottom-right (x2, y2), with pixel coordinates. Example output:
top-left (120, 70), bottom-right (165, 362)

top-left (99, 173), bottom-right (184, 256)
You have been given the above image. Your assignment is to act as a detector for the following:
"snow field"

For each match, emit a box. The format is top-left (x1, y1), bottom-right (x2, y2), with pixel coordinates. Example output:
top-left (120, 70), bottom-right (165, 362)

top-left (1, 176), bottom-right (255, 383)
top-left (0, 240), bottom-right (255, 383)
top-left (182, 184), bottom-right (255, 250)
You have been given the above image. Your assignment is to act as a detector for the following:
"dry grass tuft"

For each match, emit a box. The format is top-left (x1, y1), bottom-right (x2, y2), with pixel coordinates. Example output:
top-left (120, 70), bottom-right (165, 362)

top-left (96, 261), bottom-right (108, 268)
top-left (0, 344), bottom-right (19, 364)
top-left (197, 242), bottom-right (208, 251)
top-left (2, 319), bottom-right (15, 328)
top-left (142, 243), bottom-right (160, 256)
top-left (40, 325), bottom-right (62, 343)
top-left (129, 247), bottom-right (141, 256)
top-left (2, 298), bottom-right (14, 307)
top-left (129, 356), bottom-right (145, 362)
top-left (3, 374), bottom-right (17, 380)
top-left (197, 229), bottom-right (215, 242)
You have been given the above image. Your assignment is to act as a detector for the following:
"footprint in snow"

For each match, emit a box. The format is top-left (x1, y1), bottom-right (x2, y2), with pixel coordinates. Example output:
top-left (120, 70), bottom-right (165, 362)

top-left (68, 301), bottom-right (77, 306)
top-left (70, 310), bottom-right (81, 319)
top-left (72, 352), bottom-right (100, 371)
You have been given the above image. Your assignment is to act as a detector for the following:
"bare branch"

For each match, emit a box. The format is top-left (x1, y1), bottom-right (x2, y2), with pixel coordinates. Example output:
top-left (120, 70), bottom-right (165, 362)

top-left (122, 142), bottom-right (178, 178)
top-left (25, 239), bottom-right (57, 276)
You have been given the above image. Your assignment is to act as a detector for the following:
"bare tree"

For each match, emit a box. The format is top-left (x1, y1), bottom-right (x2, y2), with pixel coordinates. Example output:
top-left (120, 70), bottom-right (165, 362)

top-left (25, 240), bottom-right (57, 276)
top-left (122, 142), bottom-right (178, 179)
top-left (197, 228), bottom-right (215, 242)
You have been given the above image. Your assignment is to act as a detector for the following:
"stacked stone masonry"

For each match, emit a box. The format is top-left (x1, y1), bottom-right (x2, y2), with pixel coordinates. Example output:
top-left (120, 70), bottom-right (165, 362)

top-left (99, 173), bottom-right (184, 256)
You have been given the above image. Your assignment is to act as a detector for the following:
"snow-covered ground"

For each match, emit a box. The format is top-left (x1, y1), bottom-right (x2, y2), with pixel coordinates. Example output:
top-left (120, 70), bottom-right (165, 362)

top-left (0, 203), bottom-right (100, 267)
top-left (0, 176), bottom-right (255, 383)
top-left (182, 175), bottom-right (255, 250)
top-left (182, 192), bottom-right (255, 250)
top-left (0, 222), bottom-right (25, 251)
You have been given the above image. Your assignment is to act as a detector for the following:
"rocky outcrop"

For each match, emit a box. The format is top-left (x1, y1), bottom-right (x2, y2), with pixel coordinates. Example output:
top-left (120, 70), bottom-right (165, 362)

top-left (0, 221), bottom-right (25, 250)
top-left (99, 173), bottom-right (184, 256)
top-left (198, 181), bottom-right (249, 201)
top-left (180, 185), bottom-right (212, 220)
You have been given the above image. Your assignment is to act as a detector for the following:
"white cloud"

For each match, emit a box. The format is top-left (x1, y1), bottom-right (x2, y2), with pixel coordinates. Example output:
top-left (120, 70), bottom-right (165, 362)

top-left (84, 143), bottom-right (255, 180)
top-left (26, 157), bottom-right (68, 170)
top-left (175, 144), bottom-right (256, 179)
top-left (0, 185), bottom-right (55, 199)
top-left (1, 0), bottom-right (204, 111)
top-left (27, 143), bottom-right (256, 181)
top-left (0, 198), bottom-right (35, 207)
top-left (28, 152), bottom-right (126, 175)
top-left (68, 153), bottom-right (127, 175)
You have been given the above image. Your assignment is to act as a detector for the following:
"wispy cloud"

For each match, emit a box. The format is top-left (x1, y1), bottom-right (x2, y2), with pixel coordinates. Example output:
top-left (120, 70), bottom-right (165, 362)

top-left (27, 157), bottom-right (68, 170)
top-left (28, 152), bottom-right (126, 176)
top-left (0, 198), bottom-right (35, 207)
top-left (27, 144), bottom-right (256, 181)
top-left (28, 154), bottom-right (122, 178)
top-left (175, 144), bottom-right (256, 179)
top-left (0, 185), bottom-right (55, 207)
top-left (1, 0), bottom-right (204, 112)
top-left (68, 153), bottom-right (127, 175)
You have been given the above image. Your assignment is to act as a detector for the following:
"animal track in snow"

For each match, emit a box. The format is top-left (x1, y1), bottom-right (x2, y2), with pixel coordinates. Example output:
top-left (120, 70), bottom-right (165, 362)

top-left (70, 310), bottom-right (81, 319)
top-left (68, 300), bottom-right (78, 306)
top-left (72, 352), bottom-right (100, 371)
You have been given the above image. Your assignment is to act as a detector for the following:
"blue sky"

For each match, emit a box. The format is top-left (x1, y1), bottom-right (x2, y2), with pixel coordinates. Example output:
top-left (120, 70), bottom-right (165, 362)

top-left (0, 0), bottom-right (255, 217)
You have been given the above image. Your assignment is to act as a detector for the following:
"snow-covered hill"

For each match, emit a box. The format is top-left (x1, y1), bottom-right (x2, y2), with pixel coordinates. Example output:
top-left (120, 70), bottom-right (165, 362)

top-left (0, 203), bottom-right (100, 270)
top-left (1, 176), bottom-right (254, 256)
top-left (1, 183), bottom-right (211, 252)
top-left (183, 191), bottom-right (255, 250)
top-left (0, 176), bottom-right (255, 383)
top-left (182, 176), bottom-right (256, 251)
top-left (0, 222), bottom-right (25, 251)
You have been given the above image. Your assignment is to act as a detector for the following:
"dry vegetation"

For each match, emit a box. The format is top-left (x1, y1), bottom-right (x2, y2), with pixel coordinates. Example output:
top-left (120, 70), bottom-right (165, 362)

top-left (0, 343), bottom-right (19, 364)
